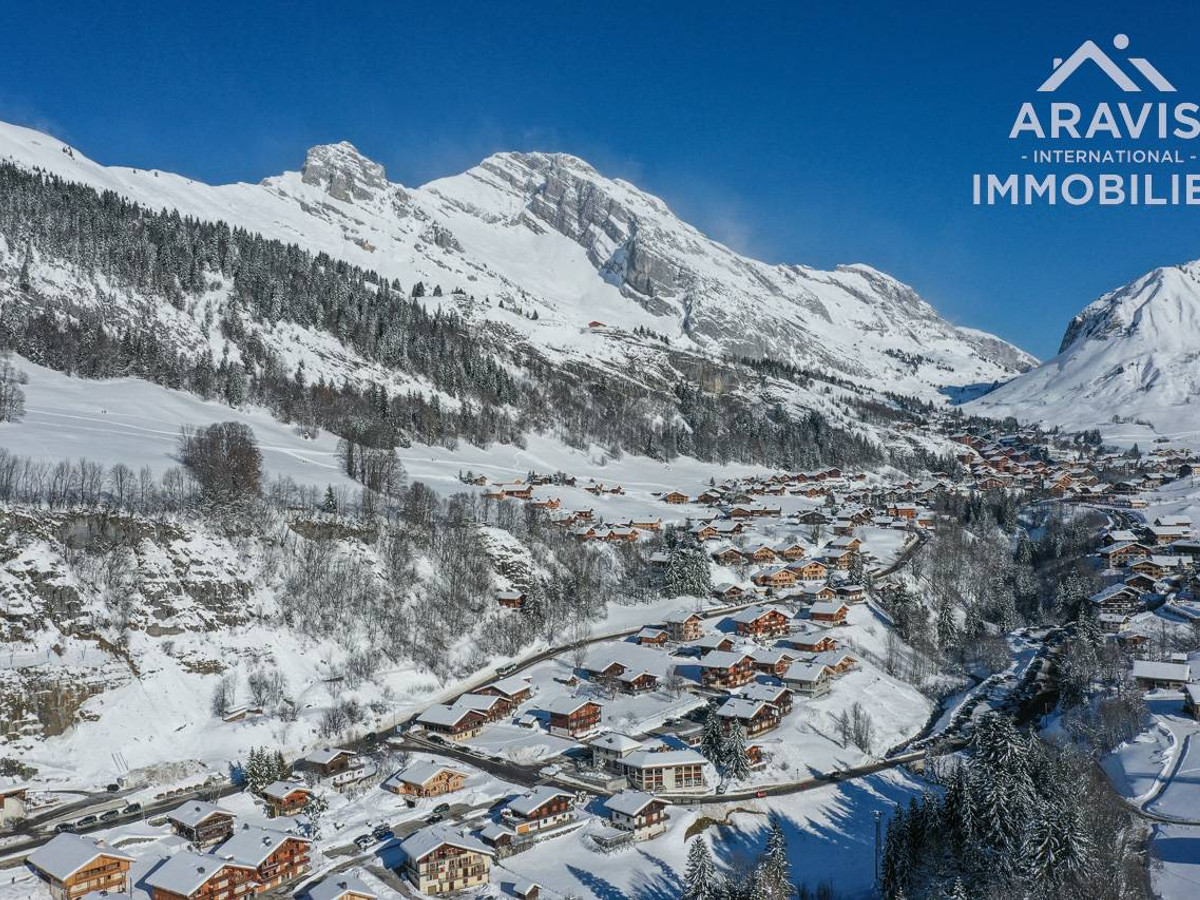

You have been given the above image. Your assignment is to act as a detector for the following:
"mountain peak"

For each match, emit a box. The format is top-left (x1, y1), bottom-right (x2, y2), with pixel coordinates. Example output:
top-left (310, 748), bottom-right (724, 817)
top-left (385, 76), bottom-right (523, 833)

top-left (300, 141), bottom-right (388, 202)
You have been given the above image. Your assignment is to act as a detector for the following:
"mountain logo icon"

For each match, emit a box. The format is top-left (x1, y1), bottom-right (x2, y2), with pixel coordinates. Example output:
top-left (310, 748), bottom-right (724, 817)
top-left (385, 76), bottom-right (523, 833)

top-left (1038, 34), bottom-right (1176, 93)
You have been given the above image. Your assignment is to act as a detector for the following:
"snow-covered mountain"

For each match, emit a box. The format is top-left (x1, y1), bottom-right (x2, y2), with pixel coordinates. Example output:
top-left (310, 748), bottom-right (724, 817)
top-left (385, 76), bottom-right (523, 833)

top-left (966, 261), bottom-right (1200, 439)
top-left (0, 121), bottom-right (1033, 401)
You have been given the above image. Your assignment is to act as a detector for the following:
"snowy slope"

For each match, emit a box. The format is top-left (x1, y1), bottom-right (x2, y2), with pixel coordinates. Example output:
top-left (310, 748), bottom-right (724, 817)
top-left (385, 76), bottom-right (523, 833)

top-left (967, 261), bottom-right (1200, 440)
top-left (0, 121), bottom-right (1034, 402)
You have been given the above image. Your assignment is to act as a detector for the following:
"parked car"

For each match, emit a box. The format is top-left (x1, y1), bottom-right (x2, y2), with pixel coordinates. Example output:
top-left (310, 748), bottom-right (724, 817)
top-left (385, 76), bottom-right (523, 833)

top-left (755, 790), bottom-right (768, 798)
top-left (76, 814), bottom-right (98, 827)
top-left (432, 802), bottom-right (451, 815)
top-left (99, 808), bottom-right (120, 822)
top-left (424, 813), bottom-right (443, 825)
top-left (372, 826), bottom-right (394, 842)
top-left (353, 834), bottom-right (375, 851)
top-left (122, 802), bottom-right (142, 815)
top-left (54, 822), bottom-right (77, 833)
top-left (105, 783), bottom-right (121, 793)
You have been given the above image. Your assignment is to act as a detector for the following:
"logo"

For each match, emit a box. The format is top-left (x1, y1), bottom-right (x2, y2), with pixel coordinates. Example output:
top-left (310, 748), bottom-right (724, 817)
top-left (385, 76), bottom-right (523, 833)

top-left (1038, 34), bottom-right (1175, 93)
top-left (972, 33), bottom-right (1200, 207)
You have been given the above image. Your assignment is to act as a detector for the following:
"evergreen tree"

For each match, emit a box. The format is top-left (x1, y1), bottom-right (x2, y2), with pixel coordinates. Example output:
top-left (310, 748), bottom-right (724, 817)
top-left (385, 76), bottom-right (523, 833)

top-left (725, 722), bottom-right (752, 781)
top-left (665, 547), bottom-right (712, 598)
top-left (321, 485), bottom-right (338, 514)
top-left (682, 838), bottom-right (721, 900)
top-left (700, 703), bottom-right (727, 769)
top-left (758, 814), bottom-right (792, 900)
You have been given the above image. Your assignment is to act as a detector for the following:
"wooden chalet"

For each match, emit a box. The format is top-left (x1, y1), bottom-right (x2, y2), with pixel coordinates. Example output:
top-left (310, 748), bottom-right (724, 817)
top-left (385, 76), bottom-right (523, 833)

top-left (545, 698), bottom-right (603, 737)
top-left (260, 781), bottom-right (312, 817)
top-left (166, 801), bottom-right (235, 848)
top-left (699, 650), bottom-right (756, 688)
top-left (27, 835), bottom-right (134, 900)
top-left (384, 761), bottom-right (469, 798)
top-left (399, 828), bottom-right (493, 895)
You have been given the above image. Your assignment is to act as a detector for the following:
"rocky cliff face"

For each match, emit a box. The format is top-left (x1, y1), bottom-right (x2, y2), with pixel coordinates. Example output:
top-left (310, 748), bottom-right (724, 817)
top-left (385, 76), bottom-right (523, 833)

top-left (0, 119), bottom-right (1035, 404)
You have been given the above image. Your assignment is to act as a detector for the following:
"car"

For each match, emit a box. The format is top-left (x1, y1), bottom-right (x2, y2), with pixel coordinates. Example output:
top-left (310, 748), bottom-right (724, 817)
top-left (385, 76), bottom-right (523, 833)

top-left (827, 771), bottom-right (846, 782)
top-left (54, 822), bottom-right (77, 833)
top-left (427, 734), bottom-right (447, 745)
top-left (99, 808), bottom-right (120, 822)
top-left (432, 802), bottom-right (451, 815)
top-left (364, 731), bottom-right (378, 743)
top-left (372, 826), bottom-right (394, 842)
top-left (353, 834), bottom-right (375, 851)
top-left (496, 664), bottom-right (518, 676)
top-left (105, 783), bottom-right (121, 793)
top-left (424, 813), bottom-right (443, 825)
top-left (76, 814), bottom-right (98, 827)
top-left (755, 790), bottom-right (768, 798)
top-left (715, 783), bottom-right (727, 795)
top-left (122, 802), bottom-right (142, 815)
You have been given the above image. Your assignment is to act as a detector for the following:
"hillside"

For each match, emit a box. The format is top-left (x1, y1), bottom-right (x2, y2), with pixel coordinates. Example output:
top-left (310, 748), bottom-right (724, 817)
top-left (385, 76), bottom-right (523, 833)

top-left (0, 121), bottom-right (1033, 407)
top-left (966, 261), bottom-right (1200, 445)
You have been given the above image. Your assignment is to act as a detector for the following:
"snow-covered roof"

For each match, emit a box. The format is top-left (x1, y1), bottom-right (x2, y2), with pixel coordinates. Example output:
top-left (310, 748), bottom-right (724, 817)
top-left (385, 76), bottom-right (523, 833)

top-left (393, 760), bottom-right (467, 787)
top-left (507, 785), bottom-right (573, 817)
top-left (399, 826), bottom-right (493, 863)
top-left (418, 703), bottom-right (480, 727)
top-left (216, 826), bottom-right (309, 867)
top-left (662, 609), bottom-right (702, 624)
top-left (145, 851), bottom-right (254, 896)
top-left (1131, 660), bottom-right (1191, 683)
top-left (717, 698), bottom-right (768, 719)
top-left (622, 747), bottom-right (705, 770)
top-left (543, 696), bottom-right (600, 715)
top-left (260, 780), bottom-right (310, 801)
top-left (699, 649), bottom-right (752, 669)
top-left (306, 875), bottom-right (378, 900)
top-left (27, 834), bottom-right (133, 881)
top-left (167, 800), bottom-right (233, 829)
top-left (742, 683), bottom-right (789, 704)
top-left (588, 732), bottom-right (642, 752)
top-left (604, 789), bottom-right (667, 817)
top-left (783, 662), bottom-right (829, 683)
top-left (304, 747), bottom-right (354, 765)
top-left (487, 674), bottom-right (532, 697)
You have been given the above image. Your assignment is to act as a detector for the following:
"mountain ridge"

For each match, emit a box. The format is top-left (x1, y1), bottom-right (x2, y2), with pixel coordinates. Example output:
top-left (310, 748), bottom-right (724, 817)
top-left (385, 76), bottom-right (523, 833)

top-left (0, 120), bottom-right (1034, 404)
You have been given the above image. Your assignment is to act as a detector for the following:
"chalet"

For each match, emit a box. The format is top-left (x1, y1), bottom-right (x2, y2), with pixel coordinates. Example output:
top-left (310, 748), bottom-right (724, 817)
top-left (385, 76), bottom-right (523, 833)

top-left (811, 650), bottom-right (859, 676)
top-left (0, 785), bottom-right (27, 827)
top-left (418, 703), bottom-right (488, 741)
top-left (699, 650), bottom-right (756, 688)
top-left (300, 747), bottom-right (359, 779)
top-left (887, 504), bottom-right (919, 520)
top-left (1133, 555), bottom-right (1188, 579)
top-left (823, 548), bottom-right (854, 571)
top-left (504, 786), bottom-right (575, 835)
top-left (615, 669), bottom-right (660, 694)
top-left (604, 527), bottom-right (640, 543)
top-left (260, 781), bottom-right (312, 817)
top-left (513, 880), bottom-right (541, 900)
top-left (384, 761), bottom-right (469, 798)
top-left (776, 542), bottom-right (807, 561)
top-left (166, 800), bottom-right (235, 847)
top-left (836, 583), bottom-right (866, 604)
top-left (742, 682), bottom-right (793, 715)
top-left (717, 697), bottom-right (781, 737)
top-left (1098, 612), bottom-right (1130, 633)
top-left (790, 560), bottom-right (829, 581)
top-left (810, 600), bottom-right (850, 624)
top-left (712, 546), bottom-right (747, 566)
top-left (497, 590), bottom-right (526, 609)
top-left (478, 674), bottom-right (534, 707)
top-left (1098, 542), bottom-right (1151, 568)
top-left (829, 535), bottom-right (863, 553)
top-left (693, 523), bottom-right (721, 541)
top-left (145, 851), bottom-right (257, 900)
top-left (662, 491), bottom-right (691, 504)
top-left (792, 583), bottom-right (836, 603)
top-left (712, 583), bottom-right (746, 602)
top-left (749, 646), bottom-right (797, 677)
top-left (307, 875), bottom-right (379, 900)
top-left (747, 544), bottom-right (779, 563)
top-left (628, 516), bottom-right (663, 531)
top-left (603, 791), bottom-right (670, 841)
top-left (621, 747), bottom-right (707, 792)
top-left (692, 633), bottom-right (735, 654)
top-left (1131, 659), bottom-right (1192, 690)
top-left (730, 605), bottom-right (791, 639)
top-left (752, 566), bottom-right (797, 590)
top-left (399, 827), bottom-right (493, 895)
top-left (783, 661), bottom-right (832, 697)
top-left (1089, 584), bottom-right (1142, 617)
top-left (545, 698), bottom-right (603, 737)
top-left (634, 627), bottom-right (670, 647)
top-left (1145, 525), bottom-right (1191, 546)
top-left (589, 732), bottom-right (643, 772)
top-left (662, 610), bottom-right (704, 642)
top-left (213, 826), bottom-right (311, 892)
top-left (27, 834), bottom-right (134, 900)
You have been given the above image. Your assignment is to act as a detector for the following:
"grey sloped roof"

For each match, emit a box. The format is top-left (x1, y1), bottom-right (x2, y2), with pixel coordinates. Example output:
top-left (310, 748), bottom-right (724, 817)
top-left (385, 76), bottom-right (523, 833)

top-left (604, 789), bottom-right (667, 817)
top-left (399, 825), bottom-right (494, 863)
top-left (27, 834), bottom-right (134, 881)
top-left (215, 825), bottom-right (309, 867)
top-left (306, 874), bottom-right (378, 900)
top-left (507, 785), bottom-right (573, 817)
top-left (167, 800), bottom-right (233, 829)
top-left (145, 851), bottom-right (255, 896)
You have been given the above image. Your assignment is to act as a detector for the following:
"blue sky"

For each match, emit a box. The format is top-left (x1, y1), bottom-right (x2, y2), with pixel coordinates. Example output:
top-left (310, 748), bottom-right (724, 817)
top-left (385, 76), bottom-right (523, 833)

top-left (3, 0), bottom-right (1199, 359)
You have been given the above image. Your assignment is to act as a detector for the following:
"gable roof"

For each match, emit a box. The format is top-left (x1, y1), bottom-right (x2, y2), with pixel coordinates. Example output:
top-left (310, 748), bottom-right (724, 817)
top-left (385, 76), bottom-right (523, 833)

top-left (27, 835), bottom-right (134, 881)
top-left (307, 875), bottom-right (379, 900)
top-left (507, 785), bottom-right (574, 817)
top-left (303, 747), bottom-right (355, 766)
top-left (145, 851), bottom-right (255, 897)
top-left (215, 825), bottom-right (310, 868)
top-left (399, 826), bottom-right (494, 863)
top-left (167, 800), bottom-right (234, 829)
top-left (604, 790), bottom-right (667, 817)
top-left (393, 760), bottom-right (468, 787)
